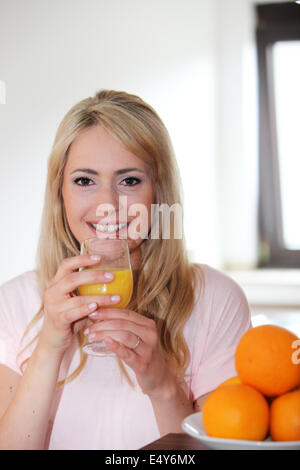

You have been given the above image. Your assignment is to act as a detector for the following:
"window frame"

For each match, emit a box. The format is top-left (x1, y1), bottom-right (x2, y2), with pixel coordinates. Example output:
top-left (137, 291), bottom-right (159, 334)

top-left (256, 2), bottom-right (300, 267)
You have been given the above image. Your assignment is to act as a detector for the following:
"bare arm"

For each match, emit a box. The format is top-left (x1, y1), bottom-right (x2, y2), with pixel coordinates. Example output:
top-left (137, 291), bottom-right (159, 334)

top-left (148, 377), bottom-right (195, 436)
top-left (148, 390), bottom-right (210, 436)
top-left (0, 344), bottom-right (63, 450)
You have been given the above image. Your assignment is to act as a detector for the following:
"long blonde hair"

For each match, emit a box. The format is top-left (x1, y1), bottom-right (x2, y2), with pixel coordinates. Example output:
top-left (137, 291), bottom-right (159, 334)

top-left (19, 90), bottom-right (202, 385)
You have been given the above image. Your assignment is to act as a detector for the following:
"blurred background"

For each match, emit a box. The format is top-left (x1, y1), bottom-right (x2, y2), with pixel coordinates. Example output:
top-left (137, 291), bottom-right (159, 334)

top-left (0, 0), bottom-right (299, 335)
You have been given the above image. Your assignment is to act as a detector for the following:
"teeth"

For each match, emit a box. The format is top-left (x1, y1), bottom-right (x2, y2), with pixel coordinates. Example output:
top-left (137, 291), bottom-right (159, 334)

top-left (91, 223), bottom-right (127, 233)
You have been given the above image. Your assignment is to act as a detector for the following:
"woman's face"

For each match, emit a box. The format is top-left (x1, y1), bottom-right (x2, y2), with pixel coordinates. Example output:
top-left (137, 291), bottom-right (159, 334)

top-left (62, 125), bottom-right (155, 266)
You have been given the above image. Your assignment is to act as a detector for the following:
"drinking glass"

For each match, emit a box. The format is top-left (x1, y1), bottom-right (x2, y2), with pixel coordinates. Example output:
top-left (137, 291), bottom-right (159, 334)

top-left (78, 238), bottom-right (133, 356)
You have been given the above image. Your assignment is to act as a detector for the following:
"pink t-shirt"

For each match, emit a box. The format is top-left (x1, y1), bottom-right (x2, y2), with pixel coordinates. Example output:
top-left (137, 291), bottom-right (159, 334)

top-left (0, 264), bottom-right (251, 450)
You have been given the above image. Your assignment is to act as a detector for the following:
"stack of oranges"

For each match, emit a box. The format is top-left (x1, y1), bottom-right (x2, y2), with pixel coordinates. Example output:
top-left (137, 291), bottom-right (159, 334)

top-left (202, 325), bottom-right (300, 442)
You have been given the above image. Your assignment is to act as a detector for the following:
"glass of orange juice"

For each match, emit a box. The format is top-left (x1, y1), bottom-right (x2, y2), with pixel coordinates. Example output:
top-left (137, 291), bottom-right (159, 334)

top-left (79, 238), bottom-right (133, 356)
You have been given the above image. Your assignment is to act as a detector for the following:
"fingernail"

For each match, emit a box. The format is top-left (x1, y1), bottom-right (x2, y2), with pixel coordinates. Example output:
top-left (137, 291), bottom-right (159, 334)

top-left (104, 272), bottom-right (114, 280)
top-left (84, 328), bottom-right (89, 335)
top-left (88, 311), bottom-right (98, 318)
top-left (111, 295), bottom-right (120, 302)
top-left (88, 302), bottom-right (97, 309)
top-left (88, 333), bottom-right (96, 341)
top-left (105, 337), bottom-right (114, 345)
top-left (90, 255), bottom-right (100, 261)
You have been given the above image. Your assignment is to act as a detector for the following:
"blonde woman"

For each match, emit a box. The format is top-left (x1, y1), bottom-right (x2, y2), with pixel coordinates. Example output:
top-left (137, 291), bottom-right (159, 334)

top-left (0, 90), bottom-right (251, 450)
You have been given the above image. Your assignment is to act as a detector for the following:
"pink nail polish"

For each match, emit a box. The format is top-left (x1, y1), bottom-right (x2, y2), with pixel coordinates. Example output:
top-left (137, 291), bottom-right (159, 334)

top-left (88, 302), bottom-right (97, 309)
top-left (90, 255), bottom-right (100, 261)
top-left (105, 337), bottom-right (114, 345)
top-left (88, 311), bottom-right (98, 318)
top-left (104, 272), bottom-right (114, 280)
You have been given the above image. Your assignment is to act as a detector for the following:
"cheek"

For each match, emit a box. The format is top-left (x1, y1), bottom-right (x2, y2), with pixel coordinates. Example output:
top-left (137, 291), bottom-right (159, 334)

top-left (128, 187), bottom-right (154, 220)
top-left (140, 182), bottom-right (155, 208)
top-left (62, 186), bottom-right (76, 222)
top-left (145, 186), bottom-right (155, 221)
top-left (62, 185), bottom-right (89, 224)
top-left (126, 186), bottom-right (154, 242)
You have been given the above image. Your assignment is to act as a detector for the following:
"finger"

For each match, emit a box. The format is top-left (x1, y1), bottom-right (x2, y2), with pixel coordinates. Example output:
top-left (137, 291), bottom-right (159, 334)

top-left (51, 254), bottom-right (103, 285)
top-left (103, 338), bottom-right (143, 369)
top-left (103, 337), bottom-right (137, 359)
top-left (60, 296), bottom-right (120, 325)
top-left (59, 294), bottom-right (121, 313)
top-left (61, 301), bottom-right (99, 325)
top-left (87, 318), bottom-right (147, 341)
top-left (58, 269), bottom-right (115, 296)
top-left (85, 329), bottom-right (145, 353)
top-left (92, 308), bottom-right (155, 328)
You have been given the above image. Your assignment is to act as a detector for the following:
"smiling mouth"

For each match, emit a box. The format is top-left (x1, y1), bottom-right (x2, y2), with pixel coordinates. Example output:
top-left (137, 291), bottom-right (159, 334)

top-left (87, 222), bottom-right (128, 233)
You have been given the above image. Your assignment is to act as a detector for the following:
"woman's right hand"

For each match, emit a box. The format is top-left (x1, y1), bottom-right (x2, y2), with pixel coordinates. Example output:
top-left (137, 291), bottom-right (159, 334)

top-left (38, 255), bottom-right (119, 353)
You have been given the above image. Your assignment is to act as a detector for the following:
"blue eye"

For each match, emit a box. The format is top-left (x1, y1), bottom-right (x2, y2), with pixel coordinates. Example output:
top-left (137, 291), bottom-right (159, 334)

top-left (73, 177), bottom-right (94, 187)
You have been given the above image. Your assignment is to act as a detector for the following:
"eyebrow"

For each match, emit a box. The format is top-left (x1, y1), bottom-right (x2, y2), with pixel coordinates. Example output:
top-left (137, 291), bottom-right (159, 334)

top-left (70, 168), bottom-right (145, 176)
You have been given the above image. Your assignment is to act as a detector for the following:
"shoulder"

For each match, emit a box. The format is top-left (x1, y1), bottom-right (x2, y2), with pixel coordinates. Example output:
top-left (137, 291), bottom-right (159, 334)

top-left (0, 271), bottom-right (43, 375)
top-left (0, 271), bottom-right (42, 326)
top-left (190, 263), bottom-right (250, 330)
top-left (0, 270), bottom-right (41, 291)
top-left (0, 270), bottom-right (41, 302)
top-left (193, 263), bottom-right (248, 303)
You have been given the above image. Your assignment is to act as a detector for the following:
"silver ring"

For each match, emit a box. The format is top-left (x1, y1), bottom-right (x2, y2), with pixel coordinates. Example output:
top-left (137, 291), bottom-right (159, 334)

top-left (132, 336), bottom-right (140, 350)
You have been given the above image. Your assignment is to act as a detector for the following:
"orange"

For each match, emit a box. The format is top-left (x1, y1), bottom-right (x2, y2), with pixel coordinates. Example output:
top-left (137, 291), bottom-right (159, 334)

top-left (270, 388), bottom-right (300, 441)
top-left (235, 325), bottom-right (300, 397)
top-left (202, 384), bottom-right (269, 441)
top-left (217, 376), bottom-right (242, 388)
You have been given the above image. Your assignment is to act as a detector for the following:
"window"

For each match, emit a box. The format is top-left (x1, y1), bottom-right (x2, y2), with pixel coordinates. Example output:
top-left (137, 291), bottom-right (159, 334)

top-left (256, 2), bottom-right (300, 267)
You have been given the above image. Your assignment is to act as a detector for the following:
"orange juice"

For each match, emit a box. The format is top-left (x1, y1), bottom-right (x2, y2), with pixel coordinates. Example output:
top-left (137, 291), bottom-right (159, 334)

top-left (78, 268), bottom-right (133, 308)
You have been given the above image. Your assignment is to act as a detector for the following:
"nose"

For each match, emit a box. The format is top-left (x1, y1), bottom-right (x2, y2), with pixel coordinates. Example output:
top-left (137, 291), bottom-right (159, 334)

top-left (94, 183), bottom-right (118, 220)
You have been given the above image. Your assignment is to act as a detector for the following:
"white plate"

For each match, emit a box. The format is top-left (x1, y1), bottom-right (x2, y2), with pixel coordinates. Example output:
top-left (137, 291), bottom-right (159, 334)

top-left (182, 412), bottom-right (300, 450)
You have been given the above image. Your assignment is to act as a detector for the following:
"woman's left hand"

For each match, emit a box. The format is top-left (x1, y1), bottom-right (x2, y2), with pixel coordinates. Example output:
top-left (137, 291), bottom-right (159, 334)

top-left (84, 308), bottom-right (174, 396)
